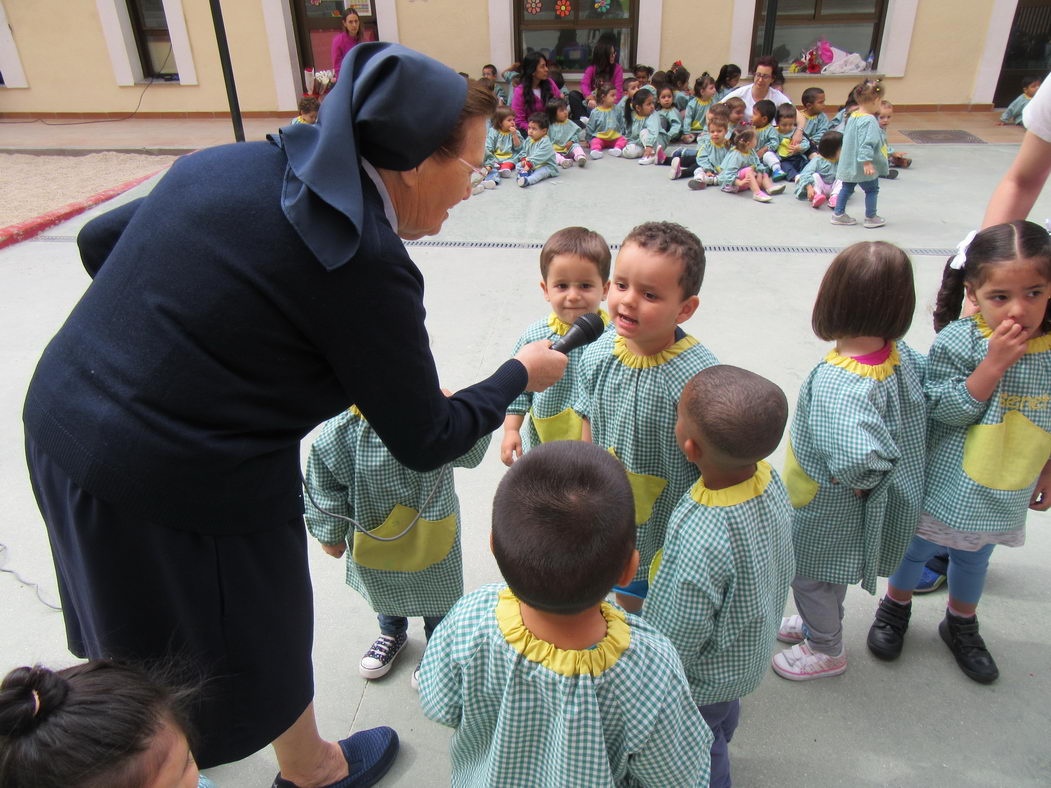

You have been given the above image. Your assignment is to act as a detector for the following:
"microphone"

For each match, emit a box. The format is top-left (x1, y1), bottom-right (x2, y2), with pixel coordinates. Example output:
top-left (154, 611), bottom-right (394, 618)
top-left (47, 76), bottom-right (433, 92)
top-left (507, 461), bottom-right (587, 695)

top-left (550, 312), bottom-right (605, 355)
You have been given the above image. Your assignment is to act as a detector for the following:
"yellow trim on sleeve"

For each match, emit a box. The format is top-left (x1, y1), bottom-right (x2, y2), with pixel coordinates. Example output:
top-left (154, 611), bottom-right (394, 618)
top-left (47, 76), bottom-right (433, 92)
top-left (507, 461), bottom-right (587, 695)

top-left (547, 309), bottom-right (610, 336)
top-left (973, 314), bottom-right (1051, 354)
top-left (689, 461), bottom-right (771, 507)
top-left (349, 404), bottom-right (364, 418)
top-left (495, 587), bottom-right (630, 676)
top-left (612, 333), bottom-right (699, 369)
top-left (823, 344), bottom-right (901, 381)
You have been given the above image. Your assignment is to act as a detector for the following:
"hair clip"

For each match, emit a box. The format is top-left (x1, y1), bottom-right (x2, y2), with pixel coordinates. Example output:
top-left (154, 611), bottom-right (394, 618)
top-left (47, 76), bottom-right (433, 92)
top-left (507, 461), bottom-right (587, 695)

top-left (31, 689), bottom-right (41, 717)
top-left (949, 229), bottom-right (977, 270)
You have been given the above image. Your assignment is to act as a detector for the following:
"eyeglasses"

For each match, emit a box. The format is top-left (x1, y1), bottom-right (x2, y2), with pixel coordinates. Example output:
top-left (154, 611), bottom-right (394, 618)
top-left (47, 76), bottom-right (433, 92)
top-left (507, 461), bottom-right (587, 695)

top-left (754, 72), bottom-right (773, 81)
top-left (458, 157), bottom-right (488, 178)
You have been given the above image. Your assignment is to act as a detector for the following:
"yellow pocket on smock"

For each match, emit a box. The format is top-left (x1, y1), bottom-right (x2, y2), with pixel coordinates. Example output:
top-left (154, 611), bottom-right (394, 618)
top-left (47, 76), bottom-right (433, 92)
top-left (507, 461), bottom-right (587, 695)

top-left (648, 549), bottom-right (664, 584)
top-left (352, 504), bottom-right (457, 572)
top-left (783, 439), bottom-right (820, 509)
top-left (608, 448), bottom-right (668, 525)
top-left (532, 407), bottom-right (584, 443)
top-left (962, 410), bottom-right (1051, 491)
top-left (777, 138), bottom-right (793, 158)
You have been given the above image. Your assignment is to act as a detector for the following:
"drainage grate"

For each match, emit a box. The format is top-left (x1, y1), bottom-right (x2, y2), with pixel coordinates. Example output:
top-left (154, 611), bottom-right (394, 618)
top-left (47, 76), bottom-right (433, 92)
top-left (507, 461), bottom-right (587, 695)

top-left (898, 129), bottom-right (986, 144)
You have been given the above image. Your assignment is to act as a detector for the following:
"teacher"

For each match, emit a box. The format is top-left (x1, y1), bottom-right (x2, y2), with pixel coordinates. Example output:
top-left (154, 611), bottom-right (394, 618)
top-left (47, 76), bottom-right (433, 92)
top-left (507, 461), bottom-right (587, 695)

top-left (22, 44), bottom-right (566, 788)
top-left (722, 55), bottom-right (793, 117)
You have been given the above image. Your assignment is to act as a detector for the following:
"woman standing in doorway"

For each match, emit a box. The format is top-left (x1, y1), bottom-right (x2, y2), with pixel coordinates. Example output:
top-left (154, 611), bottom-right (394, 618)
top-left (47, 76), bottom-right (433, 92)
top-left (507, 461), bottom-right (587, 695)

top-left (332, 8), bottom-right (362, 81)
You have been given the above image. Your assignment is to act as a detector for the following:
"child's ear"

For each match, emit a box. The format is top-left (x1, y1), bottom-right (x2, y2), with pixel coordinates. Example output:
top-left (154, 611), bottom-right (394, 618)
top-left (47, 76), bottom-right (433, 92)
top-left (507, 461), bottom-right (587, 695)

top-left (682, 435), bottom-right (703, 465)
top-left (616, 549), bottom-right (640, 588)
top-left (676, 294), bottom-right (700, 324)
top-left (540, 279), bottom-right (551, 301)
top-left (601, 280), bottom-right (611, 299)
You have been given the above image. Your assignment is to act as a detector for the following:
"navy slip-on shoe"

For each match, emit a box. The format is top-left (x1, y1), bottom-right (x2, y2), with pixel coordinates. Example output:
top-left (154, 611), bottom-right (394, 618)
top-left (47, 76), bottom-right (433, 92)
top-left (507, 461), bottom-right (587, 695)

top-left (272, 726), bottom-right (399, 788)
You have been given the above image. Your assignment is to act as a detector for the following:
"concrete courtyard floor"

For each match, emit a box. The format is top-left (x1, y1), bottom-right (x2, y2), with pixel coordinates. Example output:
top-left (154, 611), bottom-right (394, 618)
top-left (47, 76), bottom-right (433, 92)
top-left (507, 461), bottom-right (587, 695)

top-left (2, 141), bottom-right (1050, 787)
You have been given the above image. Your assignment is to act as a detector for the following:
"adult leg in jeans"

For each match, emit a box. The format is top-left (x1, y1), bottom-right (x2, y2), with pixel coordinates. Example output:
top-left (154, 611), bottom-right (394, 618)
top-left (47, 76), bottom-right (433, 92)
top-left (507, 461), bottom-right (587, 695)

top-left (699, 699), bottom-right (741, 788)
top-left (792, 576), bottom-right (847, 655)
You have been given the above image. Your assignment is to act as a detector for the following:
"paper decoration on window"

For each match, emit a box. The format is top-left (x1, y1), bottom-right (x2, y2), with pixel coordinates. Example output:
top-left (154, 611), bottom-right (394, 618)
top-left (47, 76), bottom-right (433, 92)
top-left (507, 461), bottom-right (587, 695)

top-left (555, 0), bottom-right (572, 16)
top-left (526, 0), bottom-right (542, 14)
top-left (594, 0), bottom-right (610, 12)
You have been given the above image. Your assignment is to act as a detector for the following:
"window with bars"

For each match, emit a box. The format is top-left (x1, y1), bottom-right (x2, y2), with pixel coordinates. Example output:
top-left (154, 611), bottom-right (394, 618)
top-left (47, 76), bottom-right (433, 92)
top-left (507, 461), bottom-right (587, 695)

top-left (514, 0), bottom-right (638, 73)
top-left (751, 0), bottom-right (887, 71)
top-left (126, 0), bottom-right (177, 78)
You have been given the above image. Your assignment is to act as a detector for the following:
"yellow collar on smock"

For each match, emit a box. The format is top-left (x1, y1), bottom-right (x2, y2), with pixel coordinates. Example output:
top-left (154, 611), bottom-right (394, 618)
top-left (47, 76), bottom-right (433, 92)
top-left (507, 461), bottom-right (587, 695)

top-left (690, 461), bottom-right (772, 507)
top-left (824, 343), bottom-right (901, 381)
top-left (548, 309), bottom-right (610, 336)
top-left (613, 333), bottom-right (698, 369)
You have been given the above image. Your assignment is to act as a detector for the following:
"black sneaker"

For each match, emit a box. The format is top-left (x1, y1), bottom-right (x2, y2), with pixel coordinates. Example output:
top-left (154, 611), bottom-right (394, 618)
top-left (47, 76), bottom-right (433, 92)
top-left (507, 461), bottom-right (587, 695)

top-left (359, 632), bottom-right (408, 679)
top-left (867, 596), bottom-right (911, 660)
top-left (939, 612), bottom-right (999, 683)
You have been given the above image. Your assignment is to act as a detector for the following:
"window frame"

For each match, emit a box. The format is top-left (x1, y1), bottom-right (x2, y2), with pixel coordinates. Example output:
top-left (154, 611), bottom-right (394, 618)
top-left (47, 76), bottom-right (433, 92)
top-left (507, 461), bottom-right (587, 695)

top-left (513, 0), bottom-right (640, 74)
top-left (125, 0), bottom-right (176, 78)
top-left (749, 0), bottom-right (888, 71)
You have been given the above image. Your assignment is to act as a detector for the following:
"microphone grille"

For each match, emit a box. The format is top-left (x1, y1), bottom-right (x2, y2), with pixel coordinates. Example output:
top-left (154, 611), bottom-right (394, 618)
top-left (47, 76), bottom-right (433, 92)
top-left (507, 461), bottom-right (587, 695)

top-left (576, 311), bottom-right (605, 340)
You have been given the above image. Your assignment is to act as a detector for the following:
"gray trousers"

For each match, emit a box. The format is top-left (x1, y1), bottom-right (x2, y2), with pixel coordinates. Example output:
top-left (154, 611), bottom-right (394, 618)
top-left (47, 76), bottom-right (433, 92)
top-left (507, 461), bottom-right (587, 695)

top-left (791, 575), bottom-right (847, 656)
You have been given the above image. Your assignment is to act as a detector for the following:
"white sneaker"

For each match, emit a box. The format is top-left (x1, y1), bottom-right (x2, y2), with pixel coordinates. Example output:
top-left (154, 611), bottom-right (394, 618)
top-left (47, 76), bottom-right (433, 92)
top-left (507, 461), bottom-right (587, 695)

top-left (668, 156), bottom-right (682, 180)
top-left (359, 632), bottom-right (408, 679)
top-left (590, 149), bottom-right (604, 160)
top-left (768, 182), bottom-right (787, 195)
top-left (559, 157), bottom-right (573, 169)
top-left (576, 155), bottom-right (587, 168)
top-left (498, 168), bottom-right (514, 179)
top-left (771, 642), bottom-right (847, 681)
top-left (471, 183), bottom-right (484, 195)
top-left (638, 155), bottom-right (655, 165)
top-left (777, 615), bottom-right (806, 644)
top-left (482, 178), bottom-right (497, 189)
top-left (608, 148), bottom-right (623, 157)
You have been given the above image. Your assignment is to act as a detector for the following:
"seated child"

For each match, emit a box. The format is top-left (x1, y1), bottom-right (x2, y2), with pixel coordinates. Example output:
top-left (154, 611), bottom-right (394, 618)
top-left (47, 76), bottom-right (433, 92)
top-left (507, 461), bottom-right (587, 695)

top-left (656, 86), bottom-right (684, 148)
top-left (482, 63), bottom-right (507, 104)
top-left (681, 72), bottom-right (717, 143)
top-left (633, 63), bottom-right (655, 83)
top-left (715, 63), bottom-right (742, 101)
top-left (800, 87), bottom-right (831, 147)
top-left (686, 116), bottom-right (732, 190)
top-left (878, 100), bottom-right (911, 172)
top-left (659, 103), bottom-right (729, 179)
top-left (794, 130), bottom-right (843, 208)
top-left (483, 107), bottom-right (523, 183)
top-left (586, 83), bottom-right (628, 159)
top-left (291, 95), bottom-right (319, 125)
top-left (577, 222), bottom-right (718, 612)
top-left (998, 75), bottom-right (1041, 126)
top-left (667, 61), bottom-right (692, 111)
top-left (615, 75), bottom-right (642, 116)
top-left (515, 112), bottom-right (559, 187)
top-left (546, 97), bottom-right (588, 168)
top-left (771, 102), bottom-right (811, 180)
top-left (752, 99), bottom-right (787, 181)
top-left (622, 89), bottom-right (661, 164)
top-left (502, 227), bottom-right (612, 465)
top-left (644, 365), bottom-right (795, 788)
top-left (716, 128), bottom-right (786, 203)
top-left (305, 404), bottom-right (491, 685)
top-left (724, 95), bottom-right (747, 138)
top-left (419, 441), bottom-right (713, 787)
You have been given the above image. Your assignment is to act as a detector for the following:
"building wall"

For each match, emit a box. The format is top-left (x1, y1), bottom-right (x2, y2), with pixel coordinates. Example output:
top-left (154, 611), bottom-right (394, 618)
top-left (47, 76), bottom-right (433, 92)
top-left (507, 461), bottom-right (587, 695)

top-left (393, 0), bottom-right (492, 76)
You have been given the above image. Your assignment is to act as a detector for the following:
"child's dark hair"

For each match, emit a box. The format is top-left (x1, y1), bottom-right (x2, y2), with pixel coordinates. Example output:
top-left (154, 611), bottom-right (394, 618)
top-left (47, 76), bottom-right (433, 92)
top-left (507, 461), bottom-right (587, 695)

top-left (693, 71), bottom-right (715, 98)
top-left (482, 63), bottom-right (497, 75)
top-left (667, 62), bottom-right (690, 90)
top-left (491, 105), bottom-right (514, 129)
top-left (622, 75), bottom-right (640, 92)
top-left (1022, 74), bottom-right (1042, 89)
top-left (708, 103), bottom-right (730, 122)
top-left (812, 242), bottom-right (916, 341)
top-left (625, 88), bottom-right (651, 129)
top-left (632, 63), bottom-right (654, 79)
top-left (724, 96), bottom-right (746, 115)
top-left (715, 63), bottom-right (741, 93)
top-left (651, 70), bottom-right (668, 91)
top-left (0, 661), bottom-right (196, 788)
top-left (548, 63), bottom-right (565, 90)
top-left (817, 130), bottom-right (843, 159)
top-left (753, 99), bottom-right (776, 125)
top-left (595, 81), bottom-right (617, 103)
top-left (933, 221), bottom-right (1051, 333)
top-left (708, 115), bottom-right (729, 132)
top-left (658, 85), bottom-right (675, 101)
top-left (539, 226), bottom-right (612, 281)
top-left (776, 102), bottom-right (796, 123)
top-left (801, 87), bottom-right (825, 108)
top-left (297, 95), bottom-right (319, 115)
top-left (681, 366), bottom-right (788, 467)
top-left (527, 111), bottom-right (549, 130)
top-left (492, 441), bottom-right (635, 614)
top-left (622, 221), bottom-right (705, 297)
top-left (853, 79), bottom-right (884, 105)
top-left (733, 127), bottom-right (755, 151)
top-left (545, 96), bottom-right (568, 124)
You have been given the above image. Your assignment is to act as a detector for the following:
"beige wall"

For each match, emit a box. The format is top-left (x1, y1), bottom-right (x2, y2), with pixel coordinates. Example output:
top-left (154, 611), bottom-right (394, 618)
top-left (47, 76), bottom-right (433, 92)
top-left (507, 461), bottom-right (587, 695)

top-left (658, 0), bottom-right (738, 79)
top-left (395, 0), bottom-right (493, 78)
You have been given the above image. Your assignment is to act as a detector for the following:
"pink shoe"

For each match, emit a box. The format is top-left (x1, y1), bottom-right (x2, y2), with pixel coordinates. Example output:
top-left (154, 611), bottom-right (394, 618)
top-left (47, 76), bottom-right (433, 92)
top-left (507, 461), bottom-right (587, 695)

top-left (811, 193), bottom-right (827, 209)
top-left (771, 642), bottom-right (847, 681)
top-left (829, 194), bottom-right (837, 209)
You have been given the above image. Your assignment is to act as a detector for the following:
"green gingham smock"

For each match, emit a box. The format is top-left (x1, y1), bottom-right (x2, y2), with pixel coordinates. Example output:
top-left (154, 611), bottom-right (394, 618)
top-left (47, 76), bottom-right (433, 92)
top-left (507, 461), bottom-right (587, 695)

top-left (418, 584), bottom-right (712, 788)
top-left (782, 342), bottom-right (927, 593)
top-left (643, 462), bottom-right (795, 706)
top-left (507, 311), bottom-right (611, 452)
top-left (924, 315), bottom-right (1051, 534)
top-left (835, 111), bottom-right (888, 182)
top-left (304, 407), bottom-right (491, 617)
top-left (577, 330), bottom-right (718, 580)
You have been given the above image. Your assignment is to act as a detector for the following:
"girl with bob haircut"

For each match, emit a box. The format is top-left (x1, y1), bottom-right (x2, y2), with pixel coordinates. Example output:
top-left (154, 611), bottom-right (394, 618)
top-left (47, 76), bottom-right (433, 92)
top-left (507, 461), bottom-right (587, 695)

top-left (774, 241), bottom-right (928, 681)
top-left (869, 221), bottom-right (1051, 684)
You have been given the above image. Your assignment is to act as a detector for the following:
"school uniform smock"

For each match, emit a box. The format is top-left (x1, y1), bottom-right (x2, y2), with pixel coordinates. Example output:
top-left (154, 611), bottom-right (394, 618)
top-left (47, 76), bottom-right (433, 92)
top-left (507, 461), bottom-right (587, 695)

top-left (775, 129), bottom-right (810, 158)
top-left (644, 462), bottom-right (795, 706)
top-left (515, 135), bottom-right (559, 177)
top-left (924, 316), bottom-right (1051, 535)
top-left (586, 106), bottom-right (624, 141)
top-left (683, 97), bottom-right (712, 133)
top-left (576, 330), bottom-right (719, 579)
top-left (673, 89), bottom-right (691, 111)
top-left (836, 112), bottom-right (888, 182)
top-left (697, 138), bottom-right (731, 174)
top-left (419, 584), bottom-right (713, 788)
top-left (793, 155), bottom-right (836, 198)
top-left (1000, 93), bottom-right (1030, 126)
top-left (753, 123), bottom-right (780, 154)
top-left (656, 107), bottom-right (682, 146)
top-left (782, 343), bottom-right (928, 593)
top-left (625, 112), bottom-right (662, 148)
top-left (547, 120), bottom-right (584, 154)
top-left (716, 149), bottom-right (762, 186)
top-left (484, 127), bottom-right (522, 167)
top-left (507, 311), bottom-right (611, 451)
top-left (803, 111), bottom-right (831, 144)
top-left (305, 407), bottom-right (490, 618)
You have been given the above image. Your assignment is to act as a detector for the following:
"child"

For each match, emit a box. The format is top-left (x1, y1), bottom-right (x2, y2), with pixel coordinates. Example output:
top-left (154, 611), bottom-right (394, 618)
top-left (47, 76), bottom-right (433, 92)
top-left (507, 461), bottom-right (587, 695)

top-left (774, 242), bottom-right (927, 680)
top-left (621, 89), bottom-right (660, 164)
top-left (800, 87), bottom-right (831, 147)
top-left (483, 107), bottom-right (522, 182)
top-left (751, 99), bottom-right (785, 180)
top-left (829, 83), bottom-right (862, 131)
top-left (633, 63), bottom-right (655, 84)
top-left (419, 441), bottom-right (713, 787)
top-left (682, 72), bottom-right (717, 143)
top-left (0, 660), bottom-right (214, 788)
top-left (546, 97), bottom-right (588, 168)
top-left (770, 102), bottom-right (810, 179)
top-left (577, 222), bottom-right (718, 612)
top-left (878, 100), bottom-right (912, 172)
top-left (794, 130), bottom-right (843, 208)
top-left (502, 227), bottom-right (612, 464)
top-left (724, 96), bottom-right (747, 135)
top-left (516, 112), bottom-right (559, 187)
top-left (868, 222), bottom-right (1051, 684)
top-left (686, 116), bottom-right (732, 190)
top-left (586, 83), bottom-right (628, 159)
top-left (481, 63), bottom-right (507, 104)
top-left (656, 86), bottom-right (684, 148)
top-left (291, 95), bottom-right (319, 125)
top-left (716, 128), bottom-right (785, 203)
top-left (644, 365), bottom-right (795, 788)
top-left (658, 106), bottom-right (728, 179)
top-left (715, 63), bottom-right (741, 101)
top-left (831, 80), bottom-right (889, 228)
top-left (999, 75), bottom-right (1041, 126)
top-left (667, 61), bottom-right (692, 110)
top-left (305, 404), bottom-right (491, 685)
top-left (615, 75), bottom-right (642, 116)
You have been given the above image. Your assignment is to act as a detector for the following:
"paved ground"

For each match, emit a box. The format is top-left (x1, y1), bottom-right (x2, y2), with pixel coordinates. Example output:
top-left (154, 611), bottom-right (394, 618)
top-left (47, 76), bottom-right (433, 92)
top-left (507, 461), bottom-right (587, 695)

top-left (2, 140), bottom-right (1050, 787)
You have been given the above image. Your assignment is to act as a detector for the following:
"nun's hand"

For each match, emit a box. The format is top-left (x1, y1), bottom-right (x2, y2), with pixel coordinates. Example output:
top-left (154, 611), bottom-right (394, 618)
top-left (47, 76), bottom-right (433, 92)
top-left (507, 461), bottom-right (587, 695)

top-left (515, 340), bottom-right (569, 392)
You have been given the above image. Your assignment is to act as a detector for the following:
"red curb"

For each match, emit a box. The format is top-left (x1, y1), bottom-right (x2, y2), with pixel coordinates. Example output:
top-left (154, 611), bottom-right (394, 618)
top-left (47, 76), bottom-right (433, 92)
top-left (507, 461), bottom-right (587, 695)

top-left (0, 169), bottom-right (167, 250)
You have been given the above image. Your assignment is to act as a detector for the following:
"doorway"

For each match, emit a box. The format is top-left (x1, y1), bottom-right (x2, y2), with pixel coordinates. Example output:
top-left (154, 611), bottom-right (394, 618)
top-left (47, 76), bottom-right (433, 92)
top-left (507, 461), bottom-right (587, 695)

top-left (992, 0), bottom-right (1051, 107)
top-left (289, 0), bottom-right (378, 80)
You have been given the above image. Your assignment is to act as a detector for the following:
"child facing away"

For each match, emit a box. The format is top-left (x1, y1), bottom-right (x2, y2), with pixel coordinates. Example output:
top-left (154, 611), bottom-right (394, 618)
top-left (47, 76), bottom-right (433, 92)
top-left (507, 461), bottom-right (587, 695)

top-left (831, 80), bottom-right (889, 228)
top-left (586, 83), bottom-right (628, 159)
top-left (868, 222), bottom-right (1051, 684)
top-left (481, 63), bottom-right (507, 104)
top-left (419, 441), bottom-right (713, 788)
top-left (305, 404), bottom-right (491, 686)
top-left (644, 366), bottom-right (795, 788)
top-left (502, 227), bottom-right (612, 465)
top-left (291, 95), bottom-right (319, 125)
top-left (716, 128), bottom-right (786, 203)
top-left (482, 106), bottom-right (523, 183)
top-left (715, 63), bottom-right (742, 101)
top-left (576, 222), bottom-right (718, 613)
top-left (800, 87), bottom-right (831, 147)
top-left (794, 129), bottom-right (843, 208)
top-left (877, 100), bottom-right (912, 172)
top-left (656, 86), bottom-right (684, 147)
top-left (774, 242), bottom-right (927, 681)
top-left (998, 75), bottom-right (1042, 126)
top-left (770, 102), bottom-right (811, 180)
top-left (681, 72), bottom-right (717, 143)
top-left (622, 88), bottom-right (661, 163)
top-left (546, 97), bottom-right (588, 168)
top-left (515, 112), bottom-right (559, 187)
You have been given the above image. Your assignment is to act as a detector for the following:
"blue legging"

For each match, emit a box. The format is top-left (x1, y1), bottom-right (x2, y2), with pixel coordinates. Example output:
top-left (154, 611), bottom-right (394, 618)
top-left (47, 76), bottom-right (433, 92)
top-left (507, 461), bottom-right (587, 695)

top-left (834, 178), bottom-right (879, 218)
top-left (887, 536), bottom-right (995, 605)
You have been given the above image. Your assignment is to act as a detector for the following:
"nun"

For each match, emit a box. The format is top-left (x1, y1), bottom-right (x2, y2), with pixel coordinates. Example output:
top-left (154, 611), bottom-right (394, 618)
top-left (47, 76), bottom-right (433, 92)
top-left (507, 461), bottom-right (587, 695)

top-left (22, 43), bottom-right (567, 788)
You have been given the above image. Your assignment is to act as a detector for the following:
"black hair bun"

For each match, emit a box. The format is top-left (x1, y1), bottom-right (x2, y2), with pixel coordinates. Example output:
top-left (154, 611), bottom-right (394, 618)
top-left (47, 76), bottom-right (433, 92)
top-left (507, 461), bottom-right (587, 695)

top-left (0, 665), bottom-right (69, 736)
